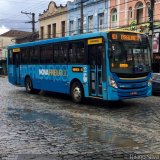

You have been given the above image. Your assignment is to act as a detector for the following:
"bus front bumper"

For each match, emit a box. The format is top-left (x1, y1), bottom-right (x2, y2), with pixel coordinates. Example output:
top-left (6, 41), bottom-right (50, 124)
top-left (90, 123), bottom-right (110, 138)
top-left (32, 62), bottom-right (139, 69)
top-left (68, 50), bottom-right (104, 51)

top-left (107, 86), bottom-right (152, 101)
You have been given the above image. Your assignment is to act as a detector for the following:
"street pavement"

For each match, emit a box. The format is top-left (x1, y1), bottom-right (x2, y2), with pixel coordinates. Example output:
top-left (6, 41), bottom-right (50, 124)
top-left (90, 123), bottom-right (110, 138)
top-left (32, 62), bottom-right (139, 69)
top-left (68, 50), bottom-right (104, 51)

top-left (0, 77), bottom-right (160, 160)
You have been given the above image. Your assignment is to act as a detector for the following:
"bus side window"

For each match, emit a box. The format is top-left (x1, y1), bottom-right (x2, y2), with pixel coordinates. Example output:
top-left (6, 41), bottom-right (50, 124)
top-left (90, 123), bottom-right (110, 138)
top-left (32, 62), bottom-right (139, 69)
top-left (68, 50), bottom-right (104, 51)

top-left (56, 43), bottom-right (68, 64)
top-left (54, 44), bottom-right (59, 63)
top-left (8, 50), bottom-right (13, 64)
top-left (31, 47), bottom-right (39, 64)
top-left (40, 46), bottom-right (46, 64)
top-left (26, 48), bottom-right (31, 64)
top-left (40, 45), bottom-right (53, 64)
top-left (21, 48), bottom-right (27, 64)
top-left (62, 43), bottom-right (68, 63)
top-left (75, 42), bottom-right (85, 64)
top-left (54, 44), bottom-right (64, 64)
top-left (21, 49), bottom-right (24, 64)
top-left (68, 43), bottom-right (76, 63)
top-left (46, 45), bottom-right (53, 64)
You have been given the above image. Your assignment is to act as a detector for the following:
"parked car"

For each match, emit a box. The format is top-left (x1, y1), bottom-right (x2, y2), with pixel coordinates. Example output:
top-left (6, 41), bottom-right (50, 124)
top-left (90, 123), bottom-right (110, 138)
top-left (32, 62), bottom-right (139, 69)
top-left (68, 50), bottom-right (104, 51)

top-left (152, 73), bottom-right (160, 94)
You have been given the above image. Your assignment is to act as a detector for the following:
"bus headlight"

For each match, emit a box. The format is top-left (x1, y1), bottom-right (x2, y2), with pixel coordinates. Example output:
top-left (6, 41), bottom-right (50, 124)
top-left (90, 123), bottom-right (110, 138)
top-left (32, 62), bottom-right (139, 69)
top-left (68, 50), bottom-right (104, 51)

top-left (109, 77), bottom-right (118, 88)
top-left (148, 78), bottom-right (152, 86)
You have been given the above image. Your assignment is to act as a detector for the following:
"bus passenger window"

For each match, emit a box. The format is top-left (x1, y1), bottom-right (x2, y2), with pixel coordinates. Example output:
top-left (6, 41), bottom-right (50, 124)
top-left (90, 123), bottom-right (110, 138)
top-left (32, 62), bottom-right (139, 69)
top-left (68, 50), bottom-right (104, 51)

top-left (58, 45), bottom-right (65, 63)
top-left (46, 45), bottom-right (53, 63)
top-left (62, 44), bottom-right (68, 63)
top-left (54, 45), bottom-right (59, 63)
top-left (76, 42), bottom-right (85, 64)
top-left (30, 47), bottom-right (39, 64)
top-left (40, 45), bottom-right (53, 64)
top-left (8, 50), bottom-right (13, 64)
top-left (40, 46), bottom-right (46, 64)
top-left (68, 44), bottom-right (76, 63)
top-left (54, 44), bottom-right (65, 64)
top-left (21, 48), bottom-right (29, 64)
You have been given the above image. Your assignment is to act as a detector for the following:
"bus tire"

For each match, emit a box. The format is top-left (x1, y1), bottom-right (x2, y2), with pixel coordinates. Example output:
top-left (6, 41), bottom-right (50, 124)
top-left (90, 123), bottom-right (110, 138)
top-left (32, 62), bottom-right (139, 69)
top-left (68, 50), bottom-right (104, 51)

top-left (25, 77), bottom-right (34, 93)
top-left (71, 82), bottom-right (84, 103)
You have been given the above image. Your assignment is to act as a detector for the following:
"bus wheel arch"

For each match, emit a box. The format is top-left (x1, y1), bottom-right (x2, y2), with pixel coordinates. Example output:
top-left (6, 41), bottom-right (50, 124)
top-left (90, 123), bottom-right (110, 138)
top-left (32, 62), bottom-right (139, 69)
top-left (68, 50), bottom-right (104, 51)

top-left (25, 76), bottom-right (40, 94)
top-left (70, 79), bottom-right (84, 103)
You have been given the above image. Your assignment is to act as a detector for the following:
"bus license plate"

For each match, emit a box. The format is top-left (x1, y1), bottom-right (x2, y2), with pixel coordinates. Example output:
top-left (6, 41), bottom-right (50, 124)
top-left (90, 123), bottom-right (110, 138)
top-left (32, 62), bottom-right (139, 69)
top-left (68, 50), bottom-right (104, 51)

top-left (130, 92), bottom-right (137, 95)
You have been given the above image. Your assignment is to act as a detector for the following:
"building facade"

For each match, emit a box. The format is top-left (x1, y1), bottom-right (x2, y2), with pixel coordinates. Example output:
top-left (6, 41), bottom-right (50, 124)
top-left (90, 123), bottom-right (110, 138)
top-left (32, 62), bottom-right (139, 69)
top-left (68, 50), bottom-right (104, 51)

top-left (109, 0), bottom-right (160, 33)
top-left (67, 0), bottom-right (109, 36)
top-left (39, 0), bottom-right (160, 36)
top-left (39, 2), bottom-right (67, 39)
top-left (38, 0), bottom-right (160, 54)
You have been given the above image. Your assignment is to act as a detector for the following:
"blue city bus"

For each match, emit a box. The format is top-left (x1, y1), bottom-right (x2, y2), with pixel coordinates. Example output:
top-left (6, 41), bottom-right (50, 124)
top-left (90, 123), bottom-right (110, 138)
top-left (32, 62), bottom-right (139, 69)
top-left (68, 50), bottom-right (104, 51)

top-left (7, 30), bottom-right (152, 103)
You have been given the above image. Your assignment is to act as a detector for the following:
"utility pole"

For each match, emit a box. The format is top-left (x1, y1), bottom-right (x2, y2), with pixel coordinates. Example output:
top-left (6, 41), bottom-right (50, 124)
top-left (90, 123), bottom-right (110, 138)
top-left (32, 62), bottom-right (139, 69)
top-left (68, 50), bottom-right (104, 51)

top-left (21, 11), bottom-right (36, 33)
top-left (148, 0), bottom-right (155, 53)
top-left (75, 0), bottom-right (88, 34)
top-left (80, 0), bottom-right (84, 34)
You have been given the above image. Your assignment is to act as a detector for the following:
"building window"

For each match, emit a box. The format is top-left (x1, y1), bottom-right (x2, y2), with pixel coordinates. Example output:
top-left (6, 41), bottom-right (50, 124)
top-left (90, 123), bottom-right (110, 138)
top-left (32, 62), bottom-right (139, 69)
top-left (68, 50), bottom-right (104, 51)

top-left (98, 13), bottom-right (104, 31)
top-left (40, 26), bottom-right (44, 39)
top-left (61, 21), bottom-right (65, 37)
top-left (88, 15), bottom-right (93, 32)
top-left (52, 23), bottom-right (56, 38)
top-left (69, 20), bottom-right (74, 36)
top-left (47, 25), bottom-right (51, 39)
top-left (111, 8), bottom-right (117, 28)
top-left (136, 2), bottom-right (143, 24)
top-left (128, 7), bottom-right (133, 20)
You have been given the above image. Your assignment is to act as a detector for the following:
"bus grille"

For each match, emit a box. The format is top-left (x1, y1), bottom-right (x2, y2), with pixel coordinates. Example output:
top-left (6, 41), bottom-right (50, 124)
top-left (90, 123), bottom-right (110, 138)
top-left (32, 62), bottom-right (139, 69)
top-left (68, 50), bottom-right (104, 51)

top-left (118, 81), bottom-right (148, 90)
top-left (116, 80), bottom-right (149, 98)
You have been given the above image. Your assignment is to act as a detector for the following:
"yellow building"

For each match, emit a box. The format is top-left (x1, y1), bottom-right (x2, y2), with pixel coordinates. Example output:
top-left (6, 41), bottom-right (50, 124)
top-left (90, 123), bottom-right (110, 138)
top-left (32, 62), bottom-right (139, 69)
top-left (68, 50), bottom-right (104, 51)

top-left (39, 2), bottom-right (67, 39)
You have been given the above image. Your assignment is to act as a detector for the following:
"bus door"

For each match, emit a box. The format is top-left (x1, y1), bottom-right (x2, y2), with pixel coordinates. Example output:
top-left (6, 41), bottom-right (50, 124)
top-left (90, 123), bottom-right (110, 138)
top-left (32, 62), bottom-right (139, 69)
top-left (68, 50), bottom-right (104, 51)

top-left (13, 52), bottom-right (20, 84)
top-left (88, 44), bottom-right (103, 97)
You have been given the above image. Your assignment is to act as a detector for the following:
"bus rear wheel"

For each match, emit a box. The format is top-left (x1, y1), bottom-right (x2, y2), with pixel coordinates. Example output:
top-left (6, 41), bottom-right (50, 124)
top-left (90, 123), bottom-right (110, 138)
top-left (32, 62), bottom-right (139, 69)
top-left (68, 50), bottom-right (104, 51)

top-left (25, 77), bottom-right (34, 93)
top-left (71, 82), bottom-right (83, 103)
top-left (25, 77), bottom-right (40, 94)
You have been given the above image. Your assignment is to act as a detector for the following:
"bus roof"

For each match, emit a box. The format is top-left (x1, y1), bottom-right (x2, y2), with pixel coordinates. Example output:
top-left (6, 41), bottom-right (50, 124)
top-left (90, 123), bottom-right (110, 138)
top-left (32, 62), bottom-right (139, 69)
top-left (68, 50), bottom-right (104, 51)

top-left (8, 32), bottom-right (106, 49)
top-left (8, 30), bottom-right (145, 49)
top-left (106, 29), bottom-right (145, 35)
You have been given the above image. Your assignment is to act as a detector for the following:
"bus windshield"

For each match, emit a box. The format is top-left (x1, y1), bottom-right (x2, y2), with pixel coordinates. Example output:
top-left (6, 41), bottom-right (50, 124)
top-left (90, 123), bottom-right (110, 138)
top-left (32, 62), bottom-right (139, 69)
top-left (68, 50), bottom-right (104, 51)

top-left (108, 32), bottom-right (151, 74)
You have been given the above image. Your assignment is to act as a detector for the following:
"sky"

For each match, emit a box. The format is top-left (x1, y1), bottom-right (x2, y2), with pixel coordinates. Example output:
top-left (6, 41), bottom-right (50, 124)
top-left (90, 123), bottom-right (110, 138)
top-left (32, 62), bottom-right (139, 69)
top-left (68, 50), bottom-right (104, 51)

top-left (0, 0), bottom-right (68, 34)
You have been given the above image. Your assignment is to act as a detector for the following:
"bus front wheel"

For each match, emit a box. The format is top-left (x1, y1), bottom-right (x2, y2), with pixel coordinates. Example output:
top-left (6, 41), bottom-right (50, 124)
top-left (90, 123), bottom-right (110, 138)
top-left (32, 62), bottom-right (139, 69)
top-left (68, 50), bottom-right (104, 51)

top-left (71, 82), bottom-right (83, 103)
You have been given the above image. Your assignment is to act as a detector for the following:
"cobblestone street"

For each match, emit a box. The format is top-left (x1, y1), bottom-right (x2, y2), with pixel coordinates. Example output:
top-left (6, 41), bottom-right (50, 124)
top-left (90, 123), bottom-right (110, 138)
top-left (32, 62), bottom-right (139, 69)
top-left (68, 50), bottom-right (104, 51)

top-left (0, 76), bottom-right (160, 160)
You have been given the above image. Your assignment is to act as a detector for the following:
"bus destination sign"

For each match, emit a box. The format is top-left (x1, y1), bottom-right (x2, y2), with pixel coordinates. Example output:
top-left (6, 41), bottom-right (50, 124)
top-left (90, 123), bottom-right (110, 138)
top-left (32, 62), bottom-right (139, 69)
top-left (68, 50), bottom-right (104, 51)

top-left (111, 33), bottom-right (140, 41)
top-left (88, 38), bottom-right (103, 45)
top-left (72, 67), bottom-right (83, 72)
top-left (13, 48), bottom-right (20, 52)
